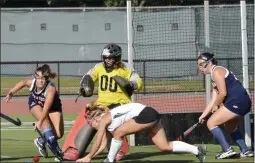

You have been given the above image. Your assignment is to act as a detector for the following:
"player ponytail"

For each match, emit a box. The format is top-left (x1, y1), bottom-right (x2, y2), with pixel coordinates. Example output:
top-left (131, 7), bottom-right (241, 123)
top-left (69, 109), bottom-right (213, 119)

top-left (85, 101), bottom-right (109, 120)
top-left (35, 64), bottom-right (57, 80)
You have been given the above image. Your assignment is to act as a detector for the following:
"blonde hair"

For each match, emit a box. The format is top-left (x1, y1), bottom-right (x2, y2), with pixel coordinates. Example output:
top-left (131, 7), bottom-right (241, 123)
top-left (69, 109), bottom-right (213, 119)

top-left (85, 101), bottom-right (109, 120)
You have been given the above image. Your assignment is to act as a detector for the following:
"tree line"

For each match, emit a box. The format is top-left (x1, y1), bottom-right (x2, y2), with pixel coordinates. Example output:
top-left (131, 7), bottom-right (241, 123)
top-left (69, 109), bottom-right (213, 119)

top-left (1, 0), bottom-right (253, 8)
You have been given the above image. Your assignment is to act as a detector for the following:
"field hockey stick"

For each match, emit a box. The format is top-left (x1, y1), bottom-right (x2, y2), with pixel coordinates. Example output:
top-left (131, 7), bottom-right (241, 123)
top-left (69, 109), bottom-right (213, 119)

top-left (75, 92), bottom-right (82, 103)
top-left (33, 123), bottom-right (45, 139)
top-left (0, 113), bottom-right (21, 126)
top-left (176, 112), bottom-right (213, 141)
top-left (32, 123), bottom-right (64, 161)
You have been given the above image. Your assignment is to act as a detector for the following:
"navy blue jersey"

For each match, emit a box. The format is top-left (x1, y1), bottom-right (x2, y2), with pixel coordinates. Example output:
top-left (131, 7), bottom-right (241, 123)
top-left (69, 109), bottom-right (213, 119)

top-left (28, 79), bottom-right (62, 112)
top-left (211, 66), bottom-right (251, 116)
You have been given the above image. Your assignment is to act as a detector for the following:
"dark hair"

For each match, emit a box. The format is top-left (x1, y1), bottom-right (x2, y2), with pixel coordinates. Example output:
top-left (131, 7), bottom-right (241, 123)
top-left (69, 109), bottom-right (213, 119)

top-left (35, 64), bottom-right (57, 79)
top-left (197, 52), bottom-right (217, 65)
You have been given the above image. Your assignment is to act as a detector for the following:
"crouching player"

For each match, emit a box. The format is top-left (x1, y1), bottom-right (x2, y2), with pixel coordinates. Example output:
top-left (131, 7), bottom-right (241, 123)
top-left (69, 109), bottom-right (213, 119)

top-left (62, 43), bottom-right (143, 161)
top-left (76, 102), bottom-right (207, 163)
top-left (197, 52), bottom-right (254, 159)
top-left (3, 64), bottom-right (64, 160)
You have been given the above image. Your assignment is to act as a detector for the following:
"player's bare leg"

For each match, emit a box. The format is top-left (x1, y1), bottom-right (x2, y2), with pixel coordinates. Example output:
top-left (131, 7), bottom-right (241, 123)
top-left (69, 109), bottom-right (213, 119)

top-left (148, 122), bottom-right (206, 163)
top-left (104, 119), bottom-right (157, 162)
top-left (49, 112), bottom-right (64, 139)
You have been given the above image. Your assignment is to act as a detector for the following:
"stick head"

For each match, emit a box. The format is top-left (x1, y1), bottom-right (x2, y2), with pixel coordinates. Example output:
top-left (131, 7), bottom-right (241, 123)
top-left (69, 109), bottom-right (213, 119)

top-left (16, 118), bottom-right (22, 126)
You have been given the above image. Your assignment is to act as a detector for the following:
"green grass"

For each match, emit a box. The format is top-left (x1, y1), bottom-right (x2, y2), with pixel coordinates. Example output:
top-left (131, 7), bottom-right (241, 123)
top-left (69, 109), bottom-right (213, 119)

top-left (1, 77), bottom-right (254, 96)
top-left (1, 114), bottom-right (253, 162)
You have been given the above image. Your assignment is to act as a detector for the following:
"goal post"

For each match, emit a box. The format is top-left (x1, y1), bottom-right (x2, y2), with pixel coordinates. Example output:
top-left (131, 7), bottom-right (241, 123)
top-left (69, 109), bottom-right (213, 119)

top-left (240, 0), bottom-right (252, 148)
top-left (127, 0), bottom-right (136, 146)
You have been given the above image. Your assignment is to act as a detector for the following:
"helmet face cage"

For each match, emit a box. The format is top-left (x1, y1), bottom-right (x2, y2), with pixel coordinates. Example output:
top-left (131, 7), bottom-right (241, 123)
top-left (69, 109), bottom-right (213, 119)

top-left (101, 44), bottom-right (122, 70)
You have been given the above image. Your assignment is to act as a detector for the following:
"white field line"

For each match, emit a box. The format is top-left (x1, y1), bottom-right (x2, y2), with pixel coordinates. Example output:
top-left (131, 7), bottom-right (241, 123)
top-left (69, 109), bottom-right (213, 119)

top-left (1, 155), bottom-right (12, 158)
top-left (1, 121), bottom-right (73, 132)
top-left (1, 156), bottom-right (12, 158)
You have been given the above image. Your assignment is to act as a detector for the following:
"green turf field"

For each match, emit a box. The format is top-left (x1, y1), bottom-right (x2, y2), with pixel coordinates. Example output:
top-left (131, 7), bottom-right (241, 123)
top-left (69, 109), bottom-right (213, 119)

top-left (1, 114), bottom-right (253, 162)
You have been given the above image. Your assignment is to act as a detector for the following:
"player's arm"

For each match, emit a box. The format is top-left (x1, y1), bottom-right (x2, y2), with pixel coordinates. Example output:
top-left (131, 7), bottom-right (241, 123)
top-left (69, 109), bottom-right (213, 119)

top-left (86, 113), bottom-right (111, 159)
top-left (212, 68), bottom-right (227, 106)
top-left (40, 85), bottom-right (56, 123)
top-left (200, 89), bottom-right (218, 118)
top-left (4, 78), bottom-right (33, 102)
top-left (8, 78), bottom-right (33, 95)
top-left (91, 131), bottom-right (110, 157)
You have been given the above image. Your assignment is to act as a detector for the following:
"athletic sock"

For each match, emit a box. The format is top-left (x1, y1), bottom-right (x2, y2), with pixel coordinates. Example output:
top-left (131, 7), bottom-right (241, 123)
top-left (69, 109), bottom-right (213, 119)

top-left (230, 128), bottom-right (249, 153)
top-left (43, 128), bottom-right (61, 153)
top-left (38, 137), bottom-right (45, 145)
top-left (107, 138), bottom-right (123, 162)
top-left (172, 141), bottom-right (199, 155)
top-left (210, 126), bottom-right (230, 151)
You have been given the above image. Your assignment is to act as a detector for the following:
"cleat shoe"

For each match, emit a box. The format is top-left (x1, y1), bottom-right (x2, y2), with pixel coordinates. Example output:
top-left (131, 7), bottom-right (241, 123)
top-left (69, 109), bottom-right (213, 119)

top-left (34, 138), bottom-right (48, 158)
top-left (215, 147), bottom-right (237, 159)
top-left (240, 150), bottom-right (254, 157)
top-left (196, 145), bottom-right (206, 163)
top-left (54, 157), bottom-right (61, 162)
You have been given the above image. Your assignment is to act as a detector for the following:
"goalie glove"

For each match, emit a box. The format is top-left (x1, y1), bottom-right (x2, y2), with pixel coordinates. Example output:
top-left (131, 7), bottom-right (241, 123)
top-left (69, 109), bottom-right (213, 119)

top-left (112, 75), bottom-right (136, 97)
top-left (79, 75), bottom-right (94, 97)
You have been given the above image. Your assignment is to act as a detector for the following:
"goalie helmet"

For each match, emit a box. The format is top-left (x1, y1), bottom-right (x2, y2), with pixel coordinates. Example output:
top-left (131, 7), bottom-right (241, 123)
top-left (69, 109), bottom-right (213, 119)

top-left (101, 43), bottom-right (122, 71)
top-left (102, 43), bottom-right (122, 58)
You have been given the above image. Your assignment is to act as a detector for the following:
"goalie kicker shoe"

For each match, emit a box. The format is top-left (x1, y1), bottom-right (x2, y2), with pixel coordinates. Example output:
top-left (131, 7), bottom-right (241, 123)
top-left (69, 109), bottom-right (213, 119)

top-left (196, 145), bottom-right (206, 163)
top-left (215, 147), bottom-right (238, 159)
top-left (34, 138), bottom-right (48, 158)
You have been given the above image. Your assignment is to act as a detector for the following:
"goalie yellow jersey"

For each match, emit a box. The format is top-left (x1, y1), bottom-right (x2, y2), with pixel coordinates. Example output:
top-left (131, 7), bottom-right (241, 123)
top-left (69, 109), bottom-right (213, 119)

top-left (86, 62), bottom-right (142, 106)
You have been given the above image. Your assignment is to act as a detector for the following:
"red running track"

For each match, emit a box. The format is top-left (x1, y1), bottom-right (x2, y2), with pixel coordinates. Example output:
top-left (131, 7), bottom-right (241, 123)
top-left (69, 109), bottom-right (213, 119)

top-left (1, 95), bottom-right (253, 115)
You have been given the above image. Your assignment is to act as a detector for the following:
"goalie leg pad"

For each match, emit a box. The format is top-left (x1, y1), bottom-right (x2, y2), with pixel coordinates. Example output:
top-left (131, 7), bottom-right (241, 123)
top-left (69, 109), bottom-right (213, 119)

top-left (75, 124), bottom-right (97, 158)
top-left (62, 108), bottom-right (87, 152)
top-left (62, 108), bottom-right (88, 160)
